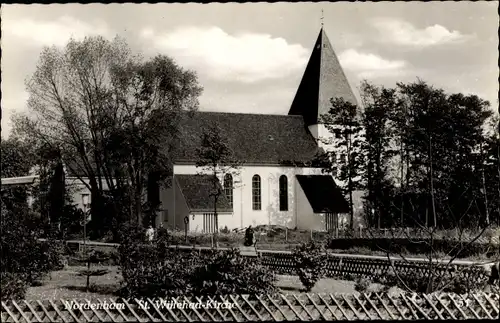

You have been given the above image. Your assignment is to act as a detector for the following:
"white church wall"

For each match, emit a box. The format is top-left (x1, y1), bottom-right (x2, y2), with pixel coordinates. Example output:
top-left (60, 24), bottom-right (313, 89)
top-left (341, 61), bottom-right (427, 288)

top-left (217, 212), bottom-right (238, 232)
top-left (189, 213), bottom-right (203, 232)
top-left (295, 179), bottom-right (325, 231)
top-left (159, 180), bottom-right (174, 228)
top-left (158, 178), bottom-right (190, 230)
top-left (174, 181), bottom-right (190, 231)
top-left (173, 164), bottom-right (323, 230)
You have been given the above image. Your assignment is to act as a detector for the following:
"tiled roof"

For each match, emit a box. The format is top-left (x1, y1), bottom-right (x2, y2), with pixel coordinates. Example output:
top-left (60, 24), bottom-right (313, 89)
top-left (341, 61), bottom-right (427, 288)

top-left (288, 28), bottom-right (358, 126)
top-left (64, 111), bottom-right (321, 177)
top-left (175, 174), bottom-right (232, 213)
top-left (172, 111), bottom-right (320, 165)
top-left (296, 175), bottom-right (349, 213)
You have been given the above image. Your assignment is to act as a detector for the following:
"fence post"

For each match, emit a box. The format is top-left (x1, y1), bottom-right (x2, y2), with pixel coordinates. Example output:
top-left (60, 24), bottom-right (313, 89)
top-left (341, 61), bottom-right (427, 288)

top-left (310, 229), bottom-right (313, 241)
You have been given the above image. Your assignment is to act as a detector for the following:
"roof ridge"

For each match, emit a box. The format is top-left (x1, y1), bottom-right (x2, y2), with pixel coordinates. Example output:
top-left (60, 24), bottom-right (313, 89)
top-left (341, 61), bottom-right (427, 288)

top-left (191, 110), bottom-right (306, 118)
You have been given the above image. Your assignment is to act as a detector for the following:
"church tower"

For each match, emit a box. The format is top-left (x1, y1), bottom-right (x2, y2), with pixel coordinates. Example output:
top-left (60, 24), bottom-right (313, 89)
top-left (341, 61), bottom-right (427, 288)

top-left (288, 28), bottom-right (358, 148)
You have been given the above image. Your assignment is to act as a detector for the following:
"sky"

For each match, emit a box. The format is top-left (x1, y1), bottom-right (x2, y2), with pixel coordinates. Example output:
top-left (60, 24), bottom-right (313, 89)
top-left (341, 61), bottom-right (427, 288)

top-left (1, 2), bottom-right (498, 137)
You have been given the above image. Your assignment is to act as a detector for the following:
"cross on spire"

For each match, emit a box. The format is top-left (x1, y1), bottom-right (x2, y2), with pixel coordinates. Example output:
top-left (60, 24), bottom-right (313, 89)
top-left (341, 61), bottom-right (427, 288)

top-left (321, 9), bottom-right (324, 28)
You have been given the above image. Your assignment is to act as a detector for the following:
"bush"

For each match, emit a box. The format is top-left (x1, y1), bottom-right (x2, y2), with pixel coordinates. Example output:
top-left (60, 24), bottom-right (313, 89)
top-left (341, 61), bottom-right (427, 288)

top-left (293, 241), bottom-right (327, 292)
top-left (374, 265), bottom-right (489, 294)
top-left (354, 277), bottom-right (371, 293)
top-left (118, 229), bottom-right (277, 298)
top-left (59, 204), bottom-right (85, 239)
top-left (0, 272), bottom-right (28, 300)
top-left (191, 248), bottom-right (277, 296)
top-left (1, 202), bottom-right (66, 299)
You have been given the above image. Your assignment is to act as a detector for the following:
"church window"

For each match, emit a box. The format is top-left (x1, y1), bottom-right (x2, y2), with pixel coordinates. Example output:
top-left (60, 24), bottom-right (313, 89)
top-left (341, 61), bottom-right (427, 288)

top-left (224, 173), bottom-right (233, 208)
top-left (252, 175), bottom-right (261, 210)
top-left (279, 175), bottom-right (288, 211)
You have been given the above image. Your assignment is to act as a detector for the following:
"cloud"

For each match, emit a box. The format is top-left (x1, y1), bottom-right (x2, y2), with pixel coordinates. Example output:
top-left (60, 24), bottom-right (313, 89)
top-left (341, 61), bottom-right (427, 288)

top-left (339, 49), bottom-right (407, 78)
top-left (371, 18), bottom-right (472, 47)
top-left (200, 84), bottom-right (295, 115)
top-left (2, 16), bottom-right (112, 47)
top-left (140, 26), bottom-right (309, 83)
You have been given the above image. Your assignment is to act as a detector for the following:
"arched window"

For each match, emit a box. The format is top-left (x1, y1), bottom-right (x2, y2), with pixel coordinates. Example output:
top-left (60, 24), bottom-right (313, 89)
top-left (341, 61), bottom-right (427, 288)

top-left (224, 173), bottom-right (233, 208)
top-left (252, 175), bottom-right (261, 210)
top-left (279, 175), bottom-right (288, 211)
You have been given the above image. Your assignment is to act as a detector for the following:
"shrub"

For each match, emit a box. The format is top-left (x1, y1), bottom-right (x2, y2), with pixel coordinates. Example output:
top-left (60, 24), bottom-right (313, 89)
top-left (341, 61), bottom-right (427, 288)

top-left (1, 201), bottom-right (66, 300)
top-left (118, 222), bottom-right (199, 298)
top-left (1, 204), bottom-right (65, 283)
top-left (123, 249), bottom-right (204, 298)
top-left (293, 241), bottom-right (327, 292)
top-left (374, 265), bottom-right (489, 294)
top-left (59, 204), bottom-right (85, 239)
top-left (119, 231), bottom-right (277, 298)
top-left (354, 277), bottom-right (371, 293)
top-left (191, 248), bottom-right (277, 296)
top-left (0, 272), bottom-right (28, 301)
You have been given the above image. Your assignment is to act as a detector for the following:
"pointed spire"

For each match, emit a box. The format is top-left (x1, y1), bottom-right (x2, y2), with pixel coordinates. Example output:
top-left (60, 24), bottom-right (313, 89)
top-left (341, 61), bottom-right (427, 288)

top-left (288, 28), bottom-right (358, 126)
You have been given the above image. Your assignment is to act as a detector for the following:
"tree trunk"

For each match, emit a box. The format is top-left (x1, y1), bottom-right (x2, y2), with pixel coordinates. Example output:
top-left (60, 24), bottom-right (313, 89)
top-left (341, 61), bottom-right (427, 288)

top-left (214, 195), bottom-right (218, 232)
top-left (400, 140), bottom-right (405, 226)
top-left (135, 189), bottom-right (142, 224)
top-left (347, 132), bottom-right (354, 230)
top-left (480, 142), bottom-right (490, 225)
top-left (429, 135), bottom-right (437, 228)
top-left (376, 146), bottom-right (382, 229)
top-left (213, 172), bottom-right (218, 233)
top-left (89, 179), bottom-right (102, 237)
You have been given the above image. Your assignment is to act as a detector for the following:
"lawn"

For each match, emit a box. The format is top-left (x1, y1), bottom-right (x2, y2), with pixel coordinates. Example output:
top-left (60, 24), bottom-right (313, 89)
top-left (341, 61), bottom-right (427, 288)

top-left (25, 266), bottom-right (401, 300)
top-left (26, 266), bottom-right (121, 301)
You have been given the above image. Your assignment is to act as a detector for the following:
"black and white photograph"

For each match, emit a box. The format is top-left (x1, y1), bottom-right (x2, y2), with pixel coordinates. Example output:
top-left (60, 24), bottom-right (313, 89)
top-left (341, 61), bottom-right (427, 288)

top-left (1, 1), bottom-right (499, 321)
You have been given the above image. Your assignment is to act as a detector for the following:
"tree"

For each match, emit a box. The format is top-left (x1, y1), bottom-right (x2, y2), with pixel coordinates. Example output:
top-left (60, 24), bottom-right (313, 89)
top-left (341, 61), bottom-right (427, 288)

top-left (0, 137), bottom-right (35, 220)
top-left (293, 242), bottom-right (327, 292)
top-left (319, 98), bottom-right (365, 229)
top-left (13, 36), bottom-right (203, 238)
top-left (482, 114), bottom-right (500, 225)
top-left (0, 137), bottom-right (34, 178)
top-left (195, 122), bottom-right (240, 234)
top-left (365, 80), bottom-right (494, 229)
top-left (356, 80), bottom-right (496, 293)
top-left (359, 81), bottom-right (398, 228)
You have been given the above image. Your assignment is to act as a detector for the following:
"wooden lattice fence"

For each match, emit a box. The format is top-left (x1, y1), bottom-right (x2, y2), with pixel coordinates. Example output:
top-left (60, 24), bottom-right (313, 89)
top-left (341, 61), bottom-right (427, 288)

top-left (1, 293), bottom-right (498, 322)
top-left (257, 252), bottom-right (489, 283)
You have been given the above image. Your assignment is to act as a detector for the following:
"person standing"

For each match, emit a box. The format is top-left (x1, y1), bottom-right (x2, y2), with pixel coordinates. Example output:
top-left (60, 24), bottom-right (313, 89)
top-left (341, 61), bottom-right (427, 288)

top-left (146, 225), bottom-right (155, 242)
top-left (244, 225), bottom-right (255, 247)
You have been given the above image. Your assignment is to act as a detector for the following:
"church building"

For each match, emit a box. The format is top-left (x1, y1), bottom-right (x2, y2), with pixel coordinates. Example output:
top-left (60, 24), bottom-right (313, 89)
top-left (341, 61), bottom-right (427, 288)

top-left (158, 28), bottom-right (361, 233)
top-left (1, 28), bottom-right (362, 233)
